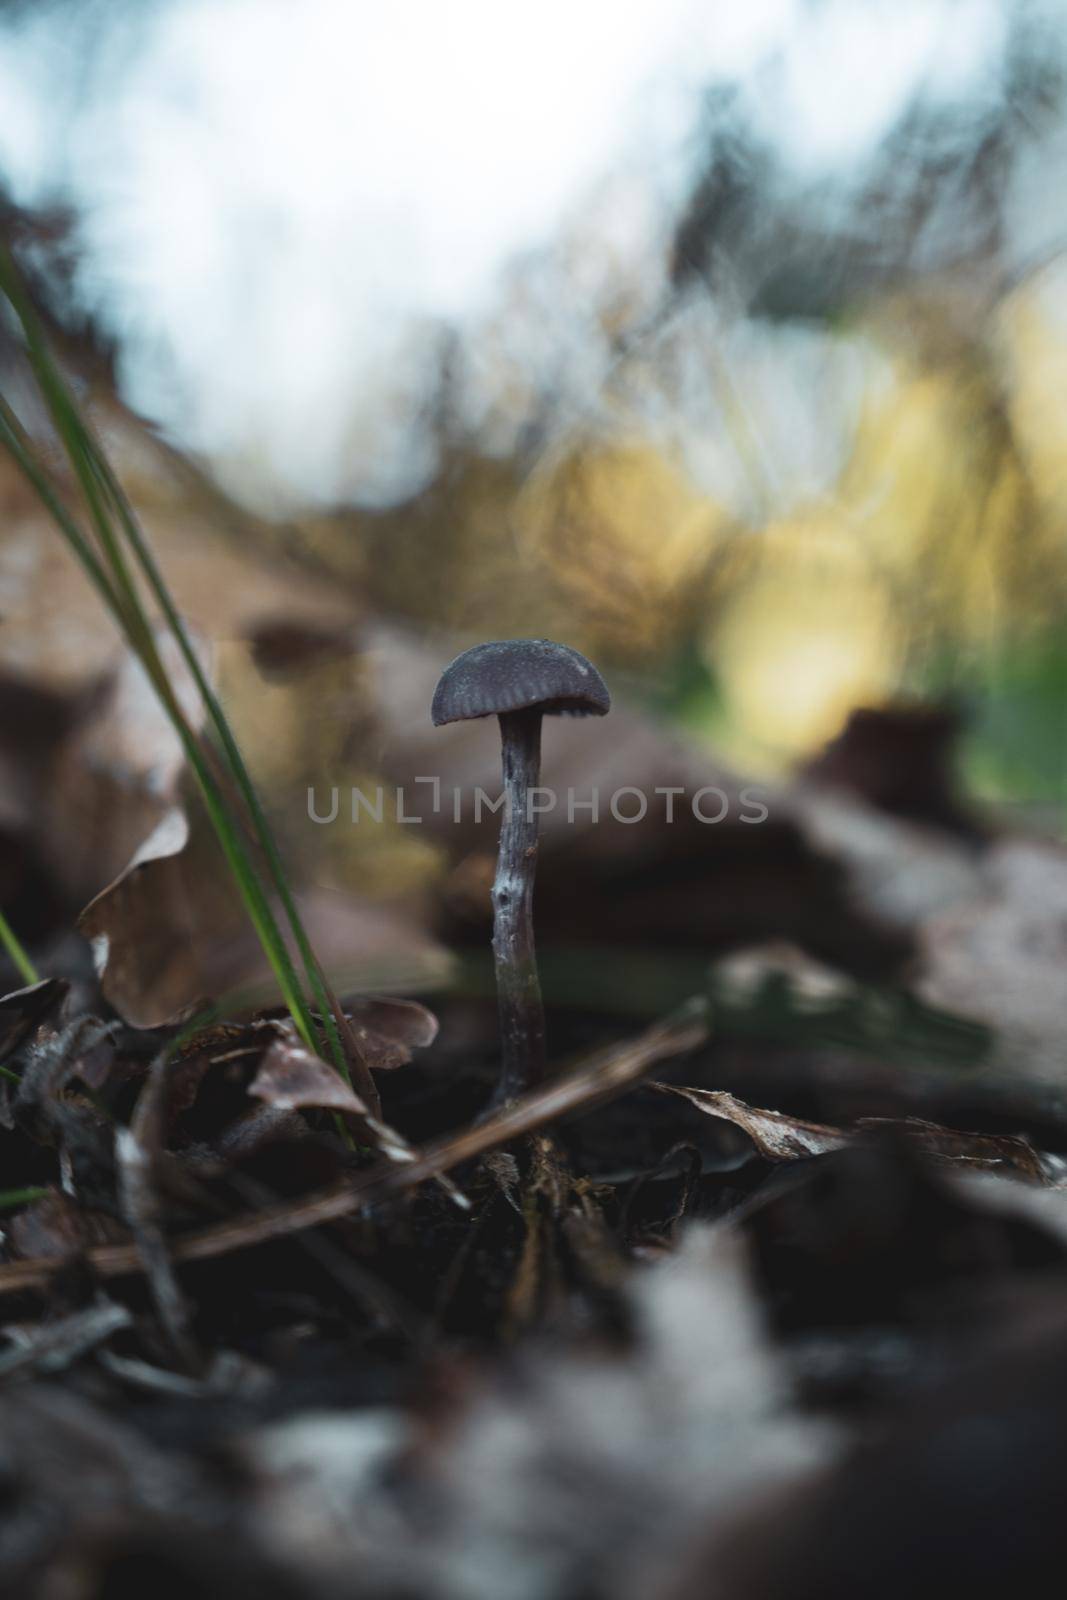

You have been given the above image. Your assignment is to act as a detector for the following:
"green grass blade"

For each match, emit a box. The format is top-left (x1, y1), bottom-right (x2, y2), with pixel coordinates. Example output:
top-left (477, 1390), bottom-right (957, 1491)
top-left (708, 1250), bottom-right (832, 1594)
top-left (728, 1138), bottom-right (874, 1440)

top-left (0, 398), bottom-right (315, 1049)
top-left (0, 395), bottom-right (126, 621)
top-left (0, 268), bottom-right (323, 1060)
top-left (1, 263), bottom-right (349, 1087)
top-left (85, 455), bottom-right (348, 1080)
top-left (0, 250), bottom-right (157, 660)
top-left (0, 1186), bottom-right (49, 1213)
top-left (0, 907), bottom-right (38, 986)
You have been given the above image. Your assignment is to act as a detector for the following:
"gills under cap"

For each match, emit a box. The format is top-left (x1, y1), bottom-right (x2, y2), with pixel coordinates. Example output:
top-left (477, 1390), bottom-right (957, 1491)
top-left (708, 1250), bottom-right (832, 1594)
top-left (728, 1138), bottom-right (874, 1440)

top-left (431, 639), bottom-right (610, 726)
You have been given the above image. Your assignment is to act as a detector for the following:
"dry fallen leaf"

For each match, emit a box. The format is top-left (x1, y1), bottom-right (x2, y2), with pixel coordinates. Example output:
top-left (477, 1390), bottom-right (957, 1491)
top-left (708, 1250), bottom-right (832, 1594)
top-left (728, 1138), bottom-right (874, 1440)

top-left (857, 1115), bottom-right (1049, 1182)
top-left (653, 1083), bottom-right (1055, 1183)
top-left (0, 978), bottom-right (68, 1062)
top-left (653, 1084), bottom-right (847, 1162)
top-left (344, 995), bottom-right (440, 1070)
top-left (248, 1037), bottom-right (370, 1118)
top-left (78, 807), bottom-right (211, 1027)
top-left (78, 805), bottom-right (452, 1028)
top-left (248, 1026), bottom-right (466, 1208)
top-left (0, 628), bottom-right (212, 914)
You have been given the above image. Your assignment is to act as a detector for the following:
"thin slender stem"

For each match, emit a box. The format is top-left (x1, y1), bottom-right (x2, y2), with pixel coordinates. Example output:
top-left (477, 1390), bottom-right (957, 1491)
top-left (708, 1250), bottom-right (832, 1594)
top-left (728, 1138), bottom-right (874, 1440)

top-left (0, 345), bottom-right (315, 1059)
top-left (0, 907), bottom-right (38, 986)
top-left (10, 270), bottom-right (346, 1084)
top-left (93, 454), bottom-right (348, 1083)
top-left (0, 1186), bottom-right (49, 1213)
top-left (491, 709), bottom-right (546, 1103)
top-left (0, 395), bottom-right (124, 618)
top-left (2, 254), bottom-right (351, 1145)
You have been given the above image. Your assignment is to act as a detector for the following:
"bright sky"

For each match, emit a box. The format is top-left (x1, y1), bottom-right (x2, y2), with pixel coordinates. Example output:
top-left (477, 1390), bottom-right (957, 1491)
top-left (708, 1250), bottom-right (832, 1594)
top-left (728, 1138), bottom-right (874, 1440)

top-left (0, 0), bottom-right (1042, 508)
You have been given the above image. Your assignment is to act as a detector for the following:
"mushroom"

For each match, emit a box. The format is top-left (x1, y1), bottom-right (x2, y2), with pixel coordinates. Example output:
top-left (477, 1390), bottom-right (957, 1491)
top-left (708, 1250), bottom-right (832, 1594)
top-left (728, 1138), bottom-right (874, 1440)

top-left (432, 639), bottom-right (610, 1104)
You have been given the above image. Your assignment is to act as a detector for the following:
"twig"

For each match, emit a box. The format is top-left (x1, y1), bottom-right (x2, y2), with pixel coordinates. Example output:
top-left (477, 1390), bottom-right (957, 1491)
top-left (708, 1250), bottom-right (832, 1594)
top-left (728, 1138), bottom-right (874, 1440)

top-left (116, 1048), bottom-right (203, 1372)
top-left (0, 1299), bottom-right (131, 1380)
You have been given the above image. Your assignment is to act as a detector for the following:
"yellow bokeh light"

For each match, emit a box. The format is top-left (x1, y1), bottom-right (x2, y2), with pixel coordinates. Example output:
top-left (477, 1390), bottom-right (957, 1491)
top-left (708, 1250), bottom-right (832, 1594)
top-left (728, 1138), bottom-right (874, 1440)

top-left (515, 439), bottom-right (723, 652)
top-left (707, 541), bottom-right (902, 759)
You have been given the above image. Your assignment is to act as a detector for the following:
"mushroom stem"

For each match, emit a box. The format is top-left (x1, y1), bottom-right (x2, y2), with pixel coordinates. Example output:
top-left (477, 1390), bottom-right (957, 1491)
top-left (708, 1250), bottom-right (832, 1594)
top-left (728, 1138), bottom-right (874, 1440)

top-left (491, 708), bottom-right (546, 1103)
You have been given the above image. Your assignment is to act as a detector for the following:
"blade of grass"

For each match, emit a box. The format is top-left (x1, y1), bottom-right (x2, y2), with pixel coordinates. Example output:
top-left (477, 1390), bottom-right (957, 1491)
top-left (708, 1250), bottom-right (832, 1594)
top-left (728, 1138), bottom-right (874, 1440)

top-left (100, 468), bottom-right (350, 1083)
top-left (0, 907), bottom-right (38, 987)
top-left (0, 269), bottom-right (320, 1062)
top-left (0, 254), bottom-right (158, 661)
top-left (1, 406), bottom-right (314, 1046)
top-left (2, 266), bottom-right (357, 1146)
top-left (0, 393), bottom-right (126, 619)
top-left (0, 1186), bottom-right (49, 1213)
top-left (0, 252), bottom-right (349, 1088)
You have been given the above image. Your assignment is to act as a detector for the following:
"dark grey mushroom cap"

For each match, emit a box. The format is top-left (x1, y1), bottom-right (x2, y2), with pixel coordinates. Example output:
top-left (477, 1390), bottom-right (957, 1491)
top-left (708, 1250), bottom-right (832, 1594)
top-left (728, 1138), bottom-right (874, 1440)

top-left (431, 639), bottom-right (610, 726)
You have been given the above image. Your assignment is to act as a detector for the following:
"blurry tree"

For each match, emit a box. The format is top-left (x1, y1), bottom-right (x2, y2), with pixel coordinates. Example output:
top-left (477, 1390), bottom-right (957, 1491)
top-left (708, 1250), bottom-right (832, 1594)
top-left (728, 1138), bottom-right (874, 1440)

top-left (5, 0), bottom-right (1067, 800)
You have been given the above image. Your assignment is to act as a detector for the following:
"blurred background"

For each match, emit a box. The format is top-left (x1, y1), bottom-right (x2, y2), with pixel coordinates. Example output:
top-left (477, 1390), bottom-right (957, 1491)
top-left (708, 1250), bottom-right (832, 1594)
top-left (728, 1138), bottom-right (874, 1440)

top-left (3, 0), bottom-right (1067, 1026)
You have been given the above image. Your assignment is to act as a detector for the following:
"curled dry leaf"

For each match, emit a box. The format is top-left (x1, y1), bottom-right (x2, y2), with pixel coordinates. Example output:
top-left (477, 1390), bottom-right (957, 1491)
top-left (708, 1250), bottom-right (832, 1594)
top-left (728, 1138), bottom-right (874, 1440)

top-left (249, 1037), bottom-right (370, 1119)
top-left (857, 1115), bottom-right (1049, 1183)
top-left (248, 1028), bottom-right (466, 1208)
top-left (13, 1015), bottom-right (118, 1139)
top-left (79, 801), bottom-right (452, 1027)
top-left (77, 807), bottom-right (213, 1027)
top-left (344, 995), bottom-right (439, 1070)
top-left (653, 1084), bottom-right (847, 1162)
top-left (654, 1083), bottom-right (1055, 1184)
top-left (0, 978), bottom-right (68, 1062)
top-left (0, 623), bottom-right (211, 936)
top-left (44, 629), bottom-right (211, 903)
